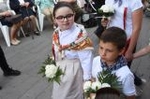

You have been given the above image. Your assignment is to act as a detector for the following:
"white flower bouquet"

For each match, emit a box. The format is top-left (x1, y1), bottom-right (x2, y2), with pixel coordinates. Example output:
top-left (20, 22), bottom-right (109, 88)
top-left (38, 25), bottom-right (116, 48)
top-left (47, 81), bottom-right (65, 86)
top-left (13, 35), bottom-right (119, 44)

top-left (84, 81), bottom-right (111, 99)
top-left (38, 55), bottom-right (64, 84)
top-left (83, 69), bottom-right (121, 99)
top-left (98, 4), bottom-right (115, 18)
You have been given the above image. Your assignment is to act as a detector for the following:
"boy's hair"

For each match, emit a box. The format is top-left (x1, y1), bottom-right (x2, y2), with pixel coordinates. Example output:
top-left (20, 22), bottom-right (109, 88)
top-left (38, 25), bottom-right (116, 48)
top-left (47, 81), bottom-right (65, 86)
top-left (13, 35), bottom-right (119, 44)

top-left (95, 87), bottom-right (121, 99)
top-left (100, 27), bottom-right (127, 50)
top-left (53, 2), bottom-right (75, 17)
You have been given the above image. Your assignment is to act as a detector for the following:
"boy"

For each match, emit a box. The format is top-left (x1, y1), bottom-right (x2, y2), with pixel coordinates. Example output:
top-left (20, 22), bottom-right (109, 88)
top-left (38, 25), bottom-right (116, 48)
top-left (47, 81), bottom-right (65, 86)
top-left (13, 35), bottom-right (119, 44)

top-left (92, 27), bottom-right (136, 99)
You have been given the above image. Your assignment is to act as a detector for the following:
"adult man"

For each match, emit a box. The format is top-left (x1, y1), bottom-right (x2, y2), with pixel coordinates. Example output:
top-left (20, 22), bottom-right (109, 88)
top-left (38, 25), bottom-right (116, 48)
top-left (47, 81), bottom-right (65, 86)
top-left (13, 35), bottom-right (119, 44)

top-left (0, 46), bottom-right (21, 90)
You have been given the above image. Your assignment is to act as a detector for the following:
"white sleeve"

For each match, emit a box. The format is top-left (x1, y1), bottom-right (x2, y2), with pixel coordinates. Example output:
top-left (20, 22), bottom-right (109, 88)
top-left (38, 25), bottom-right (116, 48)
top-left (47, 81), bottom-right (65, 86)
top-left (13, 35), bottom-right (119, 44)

top-left (130, 0), bottom-right (143, 12)
top-left (92, 56), bottom-right (103, 80)
top-left (78, 49), bottom-right (93, 80)
top-left (122, 73), bottom-right (136, 96)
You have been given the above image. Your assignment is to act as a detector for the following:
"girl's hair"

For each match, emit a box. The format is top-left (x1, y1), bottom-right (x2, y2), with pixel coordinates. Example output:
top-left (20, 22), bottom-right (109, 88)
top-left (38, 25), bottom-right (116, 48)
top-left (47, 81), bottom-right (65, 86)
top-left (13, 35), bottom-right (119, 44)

top-left (100, 26), bottom-right (127, 50)
top-left (53, 2), bottom-right (75, 17)
top-left (95, 87), bottom-right (121, 99)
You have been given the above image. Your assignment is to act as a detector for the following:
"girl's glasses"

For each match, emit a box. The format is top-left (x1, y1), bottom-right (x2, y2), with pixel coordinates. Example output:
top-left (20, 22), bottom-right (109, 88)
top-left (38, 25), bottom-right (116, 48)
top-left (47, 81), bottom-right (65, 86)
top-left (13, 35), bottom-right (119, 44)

top-left (55, 13), bottom-right (74, 21)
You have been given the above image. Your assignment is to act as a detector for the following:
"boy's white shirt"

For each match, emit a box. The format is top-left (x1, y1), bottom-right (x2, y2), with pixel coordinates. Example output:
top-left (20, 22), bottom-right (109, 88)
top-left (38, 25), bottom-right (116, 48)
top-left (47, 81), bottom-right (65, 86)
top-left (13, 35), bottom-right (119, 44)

top-left (92, 56), bottom-right (136, 96)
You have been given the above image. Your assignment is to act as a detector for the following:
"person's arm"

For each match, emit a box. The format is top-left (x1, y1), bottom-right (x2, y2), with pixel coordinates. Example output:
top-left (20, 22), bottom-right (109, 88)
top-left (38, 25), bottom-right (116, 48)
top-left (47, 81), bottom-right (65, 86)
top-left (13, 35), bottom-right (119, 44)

top-left (133, 45), bottom-right (150, 59)
top-left (0, 12), bottom-right (5, 17)
top-left (125, 7), bottom-right (143, 61)
top-left (26, 0), bottom-right (34, 7)
top-left (0, 11), bottom-right (13, 17)
top-left (78, 50), bottom-right (93, 81)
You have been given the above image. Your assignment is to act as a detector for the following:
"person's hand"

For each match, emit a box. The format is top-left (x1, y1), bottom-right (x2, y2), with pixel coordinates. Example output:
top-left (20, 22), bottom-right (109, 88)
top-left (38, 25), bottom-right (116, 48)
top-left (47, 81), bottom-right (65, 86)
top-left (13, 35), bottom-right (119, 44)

top-left (101, 17), bottom-right (109, 28)
top-left (59, 44), bottom-right (70, 51)
top-left (20, 3), bottom-right (26, 7)
top-left (25, 2), bottom-right (30, 7)
top-left (3, 11), bottom-right (12, 17)
top-left (125, 50), bottom-right (133, 61)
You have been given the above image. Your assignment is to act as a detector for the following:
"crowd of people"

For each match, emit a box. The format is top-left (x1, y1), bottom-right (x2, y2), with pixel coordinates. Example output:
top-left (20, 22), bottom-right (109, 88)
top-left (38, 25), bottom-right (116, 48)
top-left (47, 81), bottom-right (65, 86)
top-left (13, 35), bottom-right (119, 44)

top-left (1, 0), bottom-right (150, 99)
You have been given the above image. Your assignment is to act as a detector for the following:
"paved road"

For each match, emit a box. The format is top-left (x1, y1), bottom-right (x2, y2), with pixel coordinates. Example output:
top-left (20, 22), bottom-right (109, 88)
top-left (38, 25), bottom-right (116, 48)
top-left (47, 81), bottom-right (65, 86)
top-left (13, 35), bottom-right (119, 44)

top-left (0, 15), bottom-right (150, 99)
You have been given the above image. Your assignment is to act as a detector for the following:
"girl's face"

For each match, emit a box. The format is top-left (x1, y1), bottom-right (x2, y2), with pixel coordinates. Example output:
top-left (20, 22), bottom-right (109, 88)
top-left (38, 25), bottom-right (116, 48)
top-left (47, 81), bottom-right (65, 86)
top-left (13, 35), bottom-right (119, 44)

top-left (99, 41), bottom-right (124, 65)
top-left (54, 7), bottom-right (75, 31)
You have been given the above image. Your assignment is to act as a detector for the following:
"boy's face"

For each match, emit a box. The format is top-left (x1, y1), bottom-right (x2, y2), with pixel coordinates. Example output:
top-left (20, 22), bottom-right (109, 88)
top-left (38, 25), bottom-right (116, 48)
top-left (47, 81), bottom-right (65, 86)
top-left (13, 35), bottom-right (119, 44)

top-left (99, 40), bottom-right (124, 65)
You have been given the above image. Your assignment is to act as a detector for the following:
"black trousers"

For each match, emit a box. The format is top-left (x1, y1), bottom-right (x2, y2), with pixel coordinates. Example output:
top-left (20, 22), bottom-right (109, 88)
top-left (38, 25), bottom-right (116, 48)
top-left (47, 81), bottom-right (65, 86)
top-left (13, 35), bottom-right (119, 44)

top-left (127, 47), bottom-right (142, 86)
top-left (128, 60), bottom-right (143, 86)
top-left (0, 46), bottom-right (10, 73)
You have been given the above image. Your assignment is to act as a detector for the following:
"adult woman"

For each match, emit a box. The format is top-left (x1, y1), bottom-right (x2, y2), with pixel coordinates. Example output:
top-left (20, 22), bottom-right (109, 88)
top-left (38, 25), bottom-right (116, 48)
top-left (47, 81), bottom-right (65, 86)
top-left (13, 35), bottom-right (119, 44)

top-left (101, 0), bottom-right (144, 86)
top-left (9, 0), bottom-right (40, 35)
top-left (0, 0), bottom-right (22, 45)
top-left (52, 2), bottom-right (93, 99)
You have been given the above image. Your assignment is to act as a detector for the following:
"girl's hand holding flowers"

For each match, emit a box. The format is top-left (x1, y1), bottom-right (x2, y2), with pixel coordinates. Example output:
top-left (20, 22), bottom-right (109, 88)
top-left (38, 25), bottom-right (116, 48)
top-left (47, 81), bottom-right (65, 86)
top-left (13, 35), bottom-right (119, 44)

top-left (38, 56), bottom-right (64, 84)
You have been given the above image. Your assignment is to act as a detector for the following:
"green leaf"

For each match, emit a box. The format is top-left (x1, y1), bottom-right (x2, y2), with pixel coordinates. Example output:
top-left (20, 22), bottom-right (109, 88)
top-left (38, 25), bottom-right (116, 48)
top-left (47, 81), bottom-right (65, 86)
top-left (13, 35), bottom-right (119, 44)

top-left (97, 69), bottom-right (122, 92)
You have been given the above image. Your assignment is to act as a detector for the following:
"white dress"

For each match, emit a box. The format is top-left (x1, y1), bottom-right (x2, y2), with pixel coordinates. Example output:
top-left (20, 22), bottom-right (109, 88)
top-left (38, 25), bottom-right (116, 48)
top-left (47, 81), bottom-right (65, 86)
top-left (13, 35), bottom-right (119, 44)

top-left (52, 23), bottom-right (93, 99)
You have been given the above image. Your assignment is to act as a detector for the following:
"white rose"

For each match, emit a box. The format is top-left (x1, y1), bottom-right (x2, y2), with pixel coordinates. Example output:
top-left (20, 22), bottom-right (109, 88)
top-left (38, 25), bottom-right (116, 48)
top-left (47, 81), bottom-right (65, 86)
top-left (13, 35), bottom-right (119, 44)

top-left (91, 81), bottom-right (101, 91)
top-left (108, 5), bottom-right (115, 13)
top-left (101, 83), bottom-right (111, 88)
top-left (100, 5), bottom-right (109, 13)
top-left (45, 64), bottom-right (58, 78)
top-left (83, 81), bottom-right (92, 92)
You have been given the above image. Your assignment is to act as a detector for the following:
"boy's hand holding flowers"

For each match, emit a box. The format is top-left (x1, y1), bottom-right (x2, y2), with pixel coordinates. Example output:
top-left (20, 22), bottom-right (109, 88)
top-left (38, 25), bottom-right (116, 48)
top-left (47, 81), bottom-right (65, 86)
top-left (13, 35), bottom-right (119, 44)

top-left (83, 69), bottom-right (121, 99)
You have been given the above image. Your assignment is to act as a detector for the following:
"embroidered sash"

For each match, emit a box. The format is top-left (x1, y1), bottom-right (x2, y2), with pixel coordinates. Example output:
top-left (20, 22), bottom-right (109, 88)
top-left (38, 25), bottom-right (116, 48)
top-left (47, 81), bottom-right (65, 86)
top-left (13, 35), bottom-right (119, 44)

top-left (52, 29), bottom-right (93, 51)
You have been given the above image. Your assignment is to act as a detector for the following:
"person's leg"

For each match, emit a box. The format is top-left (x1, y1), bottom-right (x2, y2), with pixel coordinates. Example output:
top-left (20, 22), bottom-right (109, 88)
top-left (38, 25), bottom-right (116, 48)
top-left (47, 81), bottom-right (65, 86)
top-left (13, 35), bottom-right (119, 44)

top-left (127, 47), bottom-right (143, 86)
top-left (0, 18), bottom-right (20, 45)
top-left (42, 7), bottom-right (54, 25)
top-left (10, 22), bottom-right (21, 45)
top-left (0, 46), bottom-right (21, 76)
top-left (29, 15), bottom-right (40, 35)
top-left (0, 46), bottom-right (11, 73)
top-left (127, 61), bottom-right (143, 86)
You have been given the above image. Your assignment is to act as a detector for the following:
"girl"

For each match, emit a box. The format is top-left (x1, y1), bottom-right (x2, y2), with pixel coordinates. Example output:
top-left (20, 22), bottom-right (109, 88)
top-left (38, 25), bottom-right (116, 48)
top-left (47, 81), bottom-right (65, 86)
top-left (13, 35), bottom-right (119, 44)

top-left (52, 2), bottom-right (93, 99)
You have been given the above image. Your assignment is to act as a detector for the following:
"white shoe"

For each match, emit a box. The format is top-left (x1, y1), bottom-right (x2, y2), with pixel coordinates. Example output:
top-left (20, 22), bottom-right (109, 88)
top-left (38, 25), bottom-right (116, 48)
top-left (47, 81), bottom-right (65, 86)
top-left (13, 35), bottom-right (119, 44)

top-left (11, 40), bottom-right (19, 46)
top-left (15, 39), bottom-right (21, 44)
top-left (141, 78), bottom-right (146, 84)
